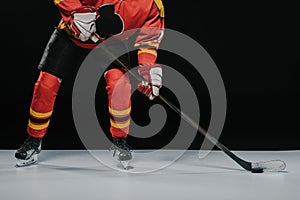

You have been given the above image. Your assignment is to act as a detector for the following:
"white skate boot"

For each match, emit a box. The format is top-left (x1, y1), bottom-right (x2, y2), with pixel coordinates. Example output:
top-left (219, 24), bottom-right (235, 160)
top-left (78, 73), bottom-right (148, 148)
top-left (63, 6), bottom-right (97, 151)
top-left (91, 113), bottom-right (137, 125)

top-left (15, 136), bottom-right (42, 167)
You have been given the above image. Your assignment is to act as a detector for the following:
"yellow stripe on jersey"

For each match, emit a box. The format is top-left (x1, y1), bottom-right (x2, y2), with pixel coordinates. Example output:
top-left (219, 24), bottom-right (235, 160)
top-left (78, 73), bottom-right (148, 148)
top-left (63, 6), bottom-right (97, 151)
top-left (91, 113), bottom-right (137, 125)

top-left (109, 107), bottom-right (131, 116)
top-left (134, 42), bottom-right (160, 49)
top-left (54, 0), bottom-right (63, 5)
top-left (30, 108), bottom-right (52, 119)
top-left (138, 49), bottom-right (158, 57)
top-left (28, 120), bottom-right (50, 130)
top-left (59, 20), bottom-right (73, 35)
top-left (110, 119), bottom-right (130, 129)
top-left (154, 0), bottom-right (165, 18)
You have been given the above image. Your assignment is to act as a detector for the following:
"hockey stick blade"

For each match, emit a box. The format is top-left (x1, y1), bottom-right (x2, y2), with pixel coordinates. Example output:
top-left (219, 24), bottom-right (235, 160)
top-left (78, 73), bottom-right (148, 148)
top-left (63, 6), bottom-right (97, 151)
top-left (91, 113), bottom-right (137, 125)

top-left (251, 159), bottom-right (286, 172)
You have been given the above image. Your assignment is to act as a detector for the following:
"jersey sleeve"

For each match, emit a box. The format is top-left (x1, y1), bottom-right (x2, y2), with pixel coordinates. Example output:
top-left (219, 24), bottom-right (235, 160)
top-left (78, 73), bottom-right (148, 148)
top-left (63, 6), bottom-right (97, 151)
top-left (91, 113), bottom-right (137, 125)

top-left (53, 0), bottom-right (82, 22)
top-left (134, 0), bottom-right (165, 65)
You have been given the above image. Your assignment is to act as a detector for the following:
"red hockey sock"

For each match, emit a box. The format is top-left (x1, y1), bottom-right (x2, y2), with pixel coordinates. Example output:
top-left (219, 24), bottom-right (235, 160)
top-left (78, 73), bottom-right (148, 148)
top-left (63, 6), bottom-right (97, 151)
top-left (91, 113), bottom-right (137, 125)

top-left (27, 71), bottom-right (61, 138)
top-left (104, 69), bottom-right (132, 138)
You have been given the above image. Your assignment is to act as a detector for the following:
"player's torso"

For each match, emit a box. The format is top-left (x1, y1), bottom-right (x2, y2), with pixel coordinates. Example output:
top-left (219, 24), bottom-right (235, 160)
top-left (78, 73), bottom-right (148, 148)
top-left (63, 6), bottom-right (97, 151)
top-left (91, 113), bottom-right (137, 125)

top-left (82, 0), bottom-right (153, 31)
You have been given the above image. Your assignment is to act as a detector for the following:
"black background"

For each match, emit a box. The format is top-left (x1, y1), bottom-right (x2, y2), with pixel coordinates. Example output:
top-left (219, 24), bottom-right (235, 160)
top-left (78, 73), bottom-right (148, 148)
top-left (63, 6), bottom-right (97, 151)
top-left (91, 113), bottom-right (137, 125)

top-left (1, 2), bottom-right (299, 150)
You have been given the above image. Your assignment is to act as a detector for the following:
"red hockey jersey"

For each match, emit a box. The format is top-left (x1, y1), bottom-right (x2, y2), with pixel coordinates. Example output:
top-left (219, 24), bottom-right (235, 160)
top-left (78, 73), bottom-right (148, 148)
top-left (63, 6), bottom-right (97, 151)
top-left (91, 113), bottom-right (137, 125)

top-left (53, 0), bottom-right (165, 65)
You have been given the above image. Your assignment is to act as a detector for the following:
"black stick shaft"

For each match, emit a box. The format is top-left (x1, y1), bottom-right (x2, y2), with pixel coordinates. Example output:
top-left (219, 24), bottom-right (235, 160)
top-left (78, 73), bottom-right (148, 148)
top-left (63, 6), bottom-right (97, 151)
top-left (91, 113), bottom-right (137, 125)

top-left (159, 95), bottom-right (251, 170)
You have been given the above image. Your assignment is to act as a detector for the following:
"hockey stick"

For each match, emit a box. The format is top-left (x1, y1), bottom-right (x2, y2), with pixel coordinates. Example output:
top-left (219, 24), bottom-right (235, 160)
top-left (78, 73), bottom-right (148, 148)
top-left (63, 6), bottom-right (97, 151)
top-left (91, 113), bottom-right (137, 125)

top-left (92, 36), bottom-right (286, 173)
top-left (158, 95), bottom-right (286, 173)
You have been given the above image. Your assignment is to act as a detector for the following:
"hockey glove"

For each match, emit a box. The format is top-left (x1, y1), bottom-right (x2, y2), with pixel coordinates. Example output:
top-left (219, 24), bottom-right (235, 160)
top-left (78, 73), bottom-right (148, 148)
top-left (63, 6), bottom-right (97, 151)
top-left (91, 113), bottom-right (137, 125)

top-left (68, 6), bottom-right (98, 42)
top-left (138, 64), bottom-right (162, 100)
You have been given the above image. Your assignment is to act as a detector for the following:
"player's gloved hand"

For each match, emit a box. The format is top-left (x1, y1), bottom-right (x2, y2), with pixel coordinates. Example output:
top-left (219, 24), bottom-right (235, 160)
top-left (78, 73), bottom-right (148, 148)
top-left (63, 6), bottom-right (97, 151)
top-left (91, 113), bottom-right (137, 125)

top-left (138, 64), bottom-right (162, 100)
top-left (68, 6), bottom-right (98, 42)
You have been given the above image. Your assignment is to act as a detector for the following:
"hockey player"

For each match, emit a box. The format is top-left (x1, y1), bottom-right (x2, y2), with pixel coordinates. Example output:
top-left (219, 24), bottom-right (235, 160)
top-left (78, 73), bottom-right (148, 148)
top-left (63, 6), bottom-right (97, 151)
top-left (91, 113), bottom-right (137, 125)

top-left (15, 0), bottom-right (165, 169)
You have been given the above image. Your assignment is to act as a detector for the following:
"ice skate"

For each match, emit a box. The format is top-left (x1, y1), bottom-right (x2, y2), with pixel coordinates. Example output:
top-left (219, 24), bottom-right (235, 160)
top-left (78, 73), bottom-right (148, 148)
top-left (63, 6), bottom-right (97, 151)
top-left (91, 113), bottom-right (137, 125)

top-left (15, 136), bottom-right (42, 167)
top-left (110, 137), bottom-right (133, 170)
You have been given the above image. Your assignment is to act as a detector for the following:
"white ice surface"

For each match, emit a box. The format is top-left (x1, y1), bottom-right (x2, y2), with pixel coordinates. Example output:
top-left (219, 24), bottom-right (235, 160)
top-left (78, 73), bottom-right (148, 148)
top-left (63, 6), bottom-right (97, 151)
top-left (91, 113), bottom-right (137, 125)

top-left (0, 150), bottom-right (299, 200)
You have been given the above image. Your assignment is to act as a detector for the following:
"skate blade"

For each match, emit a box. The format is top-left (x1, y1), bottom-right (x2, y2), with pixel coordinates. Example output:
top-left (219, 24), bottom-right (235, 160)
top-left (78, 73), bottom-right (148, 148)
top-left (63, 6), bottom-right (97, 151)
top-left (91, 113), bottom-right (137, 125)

top-left (15, 155), bottom-right (38, 167)
top-left (120, 161), bottom-right (130, 170)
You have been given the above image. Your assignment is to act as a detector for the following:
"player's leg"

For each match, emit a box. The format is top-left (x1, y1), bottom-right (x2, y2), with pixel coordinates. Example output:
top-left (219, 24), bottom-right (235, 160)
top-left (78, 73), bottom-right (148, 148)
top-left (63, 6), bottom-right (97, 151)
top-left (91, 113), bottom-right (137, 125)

top-left (15, 71), bottom-right (61, 167)
top-left (104, 68), bottom-right (133, 169)
top-left (15, 28), bottom-right (90, 167)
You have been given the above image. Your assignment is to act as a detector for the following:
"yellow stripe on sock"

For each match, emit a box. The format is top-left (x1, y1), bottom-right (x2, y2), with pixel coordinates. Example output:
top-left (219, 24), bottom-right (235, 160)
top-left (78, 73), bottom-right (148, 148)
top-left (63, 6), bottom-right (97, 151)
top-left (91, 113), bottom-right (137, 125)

top-left (110, 119), bottom-right (130, 129)
top-left (109, 107), bottom-right (131, 116)
top-left (28, 120), bottom-right (50, 130)
top-left (30, 108), bottom-right (52, 119)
